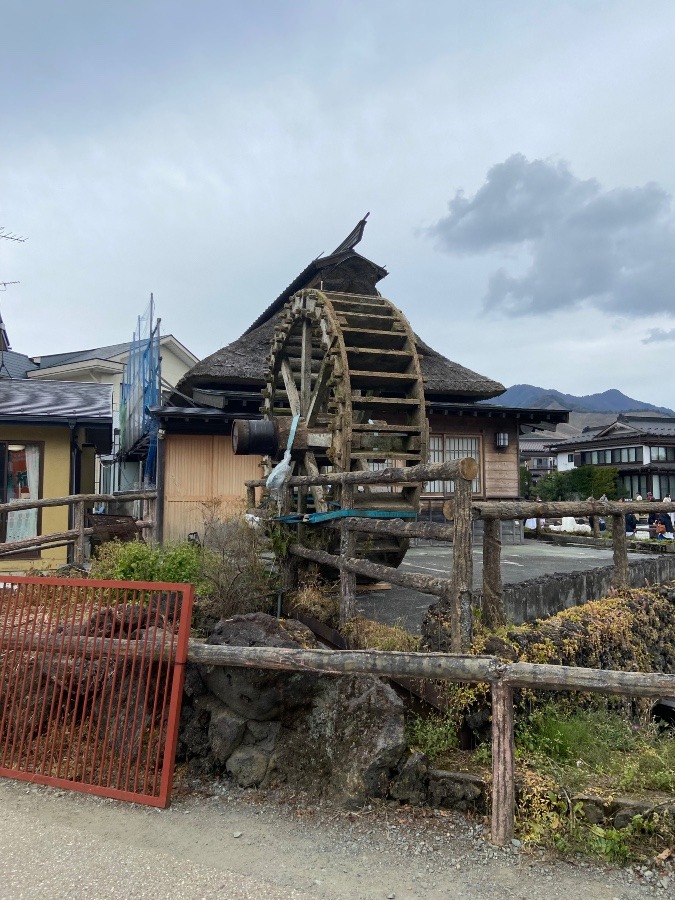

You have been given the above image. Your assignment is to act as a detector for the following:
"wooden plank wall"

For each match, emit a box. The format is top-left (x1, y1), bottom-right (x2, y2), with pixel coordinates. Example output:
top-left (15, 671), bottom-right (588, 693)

top-left (163, 435), bottom-right (263, 543)
top-left (426, 415), bottom-right (519, 499)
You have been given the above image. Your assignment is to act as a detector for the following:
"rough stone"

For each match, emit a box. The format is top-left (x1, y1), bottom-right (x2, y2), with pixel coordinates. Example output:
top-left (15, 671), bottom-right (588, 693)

top-left (389, 752), bottom-right (429, 806)
top-left (572, 795), bottom-right (606, 825)
top-left (207, 704), bottom-right (247, 764)
top-left (427, 770), bottom-right (485, 812)
top-left (202, 613), bottom-right (320, 721)
top-left (613, 806), bottom-right (642, 830)
top-left (226, 746), bottom-right (270, 787)
top-left (269, 674), bottom-right (406, 807)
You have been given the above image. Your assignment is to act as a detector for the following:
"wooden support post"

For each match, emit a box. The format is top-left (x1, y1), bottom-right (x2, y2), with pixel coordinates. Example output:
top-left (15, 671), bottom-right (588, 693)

top-left (246, 484), bottom-right (256, 509)
top-left (612, 513), bottom-right (629, 588)
top-left (339, 484), bottom-right (357, 626)
top-left (452, 475), bottom-right (474, 651)
top-left (491, 679), bottom-right (515, 846)
top-left (73, 500), bottom-right (86, 565)
top-left (145, 495), bottom-right (158, 545)
top-left (482, 518), bottom-right (505, 629)
top-left (592, 516), bottom-right (601, 539)
top-left (279, 485), bottom-right (296, 600)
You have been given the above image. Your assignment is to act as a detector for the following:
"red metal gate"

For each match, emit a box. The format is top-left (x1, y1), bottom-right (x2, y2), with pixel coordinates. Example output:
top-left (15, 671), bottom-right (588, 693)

top-left (0, 575), bottom-right (193, 808)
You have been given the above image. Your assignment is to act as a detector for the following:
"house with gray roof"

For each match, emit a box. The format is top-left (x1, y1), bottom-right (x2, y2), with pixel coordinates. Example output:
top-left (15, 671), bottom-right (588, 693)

top-left (550, 414), bottom-right (675, 500)
top-left (0, 378), bottom-right (112, 572)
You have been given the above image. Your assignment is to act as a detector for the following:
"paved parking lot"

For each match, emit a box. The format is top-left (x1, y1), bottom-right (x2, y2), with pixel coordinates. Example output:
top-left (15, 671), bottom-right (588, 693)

top-left (357, 540), bottom-right (651, 633)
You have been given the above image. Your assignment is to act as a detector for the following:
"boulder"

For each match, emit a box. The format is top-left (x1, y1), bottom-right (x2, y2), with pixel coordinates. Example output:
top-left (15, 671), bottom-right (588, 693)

top-left (201, 614), bottom-right (319, 721)
top-left (389, 752), bottom-right (429, 805)
top-left (428, 770), bottom-right (485, 811)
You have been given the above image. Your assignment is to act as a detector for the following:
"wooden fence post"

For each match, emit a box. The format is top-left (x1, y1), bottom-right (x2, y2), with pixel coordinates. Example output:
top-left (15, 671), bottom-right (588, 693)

top-left (73, 500), bottom-right (86, 566)
top-left (482, 519), bottom-right (505, 629)
top-left (339, 484), bottom-right (357, 626)
top-left (452, 473), bottom-right (474, 651)
top-left (491, 679), bottom-right (515, 846)
top-left (612, 513), bottom-right (629, 588)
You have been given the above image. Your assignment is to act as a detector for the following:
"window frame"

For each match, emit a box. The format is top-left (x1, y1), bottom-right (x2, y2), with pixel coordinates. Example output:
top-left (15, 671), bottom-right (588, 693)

top-left (425, 433), bottom-right (483, 496)
top-left (0, 440), bottom-right (45, 557)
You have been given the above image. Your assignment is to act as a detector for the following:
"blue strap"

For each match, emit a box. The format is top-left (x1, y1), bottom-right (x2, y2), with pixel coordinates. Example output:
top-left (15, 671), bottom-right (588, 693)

top-left (287, 414), bottom-right (300, 452)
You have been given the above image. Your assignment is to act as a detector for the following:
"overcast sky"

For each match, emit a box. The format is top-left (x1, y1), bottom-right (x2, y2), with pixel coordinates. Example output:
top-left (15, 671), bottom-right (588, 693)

top-left (3, 1), bottom-right (675, 407)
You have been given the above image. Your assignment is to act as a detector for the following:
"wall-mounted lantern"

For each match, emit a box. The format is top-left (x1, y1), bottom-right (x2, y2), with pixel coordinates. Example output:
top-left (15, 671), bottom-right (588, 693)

top-left (495, 432), bottom-right (509, 450)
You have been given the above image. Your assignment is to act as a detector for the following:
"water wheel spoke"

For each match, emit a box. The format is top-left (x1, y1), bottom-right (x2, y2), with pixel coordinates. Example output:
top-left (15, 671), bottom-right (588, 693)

top-left (280, 359), bottom-right (301, 415)
top-left (300, 319), bottom-right (313, 413)
top-left (306, 356), bottom-right (332, 427)
top-left (304, 451), bottom-right (327, 512)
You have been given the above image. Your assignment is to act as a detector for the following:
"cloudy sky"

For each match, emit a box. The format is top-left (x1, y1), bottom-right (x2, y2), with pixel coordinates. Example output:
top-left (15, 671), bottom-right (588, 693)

top-left (3, 1), bottom-right (675, 407)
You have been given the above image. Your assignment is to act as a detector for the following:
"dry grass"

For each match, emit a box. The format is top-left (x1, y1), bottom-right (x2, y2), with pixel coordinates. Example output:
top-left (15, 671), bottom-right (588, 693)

top-left (287, 579), bottom-right (340, 628)
top-left (344, 616), bottom-right (420, 652)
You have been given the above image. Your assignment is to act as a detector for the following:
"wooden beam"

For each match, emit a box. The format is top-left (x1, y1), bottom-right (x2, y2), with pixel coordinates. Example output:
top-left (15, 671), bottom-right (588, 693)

top-left (245, 457), bottom-right (478, 489)
top-left (289, 543), bottom-right (451, 597)
top-left (491, 681), bottom-right (515, 846)
top-left (482, 519), bottom-right (505, 629)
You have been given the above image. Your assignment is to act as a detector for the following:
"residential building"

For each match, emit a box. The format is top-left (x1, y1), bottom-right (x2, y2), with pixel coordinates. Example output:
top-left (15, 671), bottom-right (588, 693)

top-left (550, 414), bottom-right (675, 499)
top-left (0, 379), bottom-right (112, 571)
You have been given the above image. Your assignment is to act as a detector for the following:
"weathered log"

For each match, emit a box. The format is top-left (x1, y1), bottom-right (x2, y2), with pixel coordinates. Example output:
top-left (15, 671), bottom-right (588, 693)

top-left (73, 500), bottom-right (86, 565)
top-left (452, 474), bottom-right (474, 651)
top-left (472, 500), bottom-right (675, 520)
top-left (482, 519), bottom-right (505, 629)
top-left (491, 681), bottom-right (515, 846)
top-left (502, 662), bottom-right (675, 699)
top-left (245, 457), bottom-right (478, 490)
top-left (189, 641), bottom-right (502, 681)
top-left (289, 543), bottom-right (450, 597)
top-left (186, 644), bottom-right (675, 699)
top-left (0, 528), bottom-right (93, 555)
top-left (339, 484), bottom-right (357, 625)
top-left (612, 514), bottom-right (629, 588)
top-left (328, 518), bottom-right (455, 541)
top-left (0, 490), bottom-right (157, 515)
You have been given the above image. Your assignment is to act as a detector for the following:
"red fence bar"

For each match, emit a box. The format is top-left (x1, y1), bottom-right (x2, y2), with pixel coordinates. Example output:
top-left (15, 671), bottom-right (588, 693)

top-left (0, 575), bottom-right (193, 808)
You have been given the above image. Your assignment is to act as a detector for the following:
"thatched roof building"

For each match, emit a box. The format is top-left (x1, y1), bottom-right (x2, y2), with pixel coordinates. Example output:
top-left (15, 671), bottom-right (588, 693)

top-left (175, 217), bottom-right (505, 404)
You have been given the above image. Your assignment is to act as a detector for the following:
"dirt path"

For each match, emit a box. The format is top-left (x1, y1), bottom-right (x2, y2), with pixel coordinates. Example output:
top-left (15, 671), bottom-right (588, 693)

top-left (0, 778), bottom-right (668, 899)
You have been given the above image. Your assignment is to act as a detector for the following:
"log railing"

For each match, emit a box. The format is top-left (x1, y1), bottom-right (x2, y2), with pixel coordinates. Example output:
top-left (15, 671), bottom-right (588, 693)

top-left (185, 639), bottom-right (675, 847)
top-left (246, 459), bottom-right (478, 643)
top-left (246, 460), bottom-right (674, 645)
top-left (0, 491), bottom-right (158, 562)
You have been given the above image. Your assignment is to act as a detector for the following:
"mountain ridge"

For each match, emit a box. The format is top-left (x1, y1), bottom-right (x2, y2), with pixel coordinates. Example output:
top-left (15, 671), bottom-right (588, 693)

top-left (490, 384), bottom-right (675, 416)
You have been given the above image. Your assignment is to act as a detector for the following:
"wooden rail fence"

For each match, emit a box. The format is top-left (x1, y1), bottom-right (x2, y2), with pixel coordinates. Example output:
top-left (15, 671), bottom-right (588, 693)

top-left (185, 640), bottom-right (675, 846)
top-left (0, 491), bottom-right (157, 562)
top-left (246, 462), bottom-right (675, 645)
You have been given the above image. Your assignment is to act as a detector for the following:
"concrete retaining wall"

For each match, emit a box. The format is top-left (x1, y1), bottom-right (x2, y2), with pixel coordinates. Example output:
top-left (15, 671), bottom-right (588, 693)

top-left (494, 556), bottom-right (675, 625)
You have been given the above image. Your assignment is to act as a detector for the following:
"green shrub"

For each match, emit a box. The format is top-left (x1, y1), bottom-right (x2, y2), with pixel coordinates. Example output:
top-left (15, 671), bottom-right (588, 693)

top-left (406, 711), bottom-right (459, 760)
top-left (90, 541), bottom-right (203, 586)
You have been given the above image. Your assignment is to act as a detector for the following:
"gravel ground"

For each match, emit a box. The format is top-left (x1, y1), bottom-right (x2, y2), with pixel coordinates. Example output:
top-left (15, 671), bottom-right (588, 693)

top-left (0, 777), bottom-right (672, 900)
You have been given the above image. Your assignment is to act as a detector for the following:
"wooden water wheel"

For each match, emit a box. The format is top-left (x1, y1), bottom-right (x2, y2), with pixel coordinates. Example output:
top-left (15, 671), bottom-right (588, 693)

top-left (234, 288), bottom-right (428, 568)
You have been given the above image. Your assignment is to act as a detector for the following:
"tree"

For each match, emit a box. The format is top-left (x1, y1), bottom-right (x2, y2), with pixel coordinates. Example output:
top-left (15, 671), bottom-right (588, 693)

top-left (533, 465), bottom-right (621, 501)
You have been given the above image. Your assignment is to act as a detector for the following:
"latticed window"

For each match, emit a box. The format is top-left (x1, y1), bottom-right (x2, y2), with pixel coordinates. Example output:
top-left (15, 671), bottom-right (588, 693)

top-left (426, 435), bottom-right (481, 494)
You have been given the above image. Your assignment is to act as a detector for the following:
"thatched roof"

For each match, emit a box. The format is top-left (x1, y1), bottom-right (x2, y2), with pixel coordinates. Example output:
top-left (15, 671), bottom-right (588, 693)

top-left (176, 220), bottom-right (505, 403)
top-left (178, 312), bottom-right (504, 402)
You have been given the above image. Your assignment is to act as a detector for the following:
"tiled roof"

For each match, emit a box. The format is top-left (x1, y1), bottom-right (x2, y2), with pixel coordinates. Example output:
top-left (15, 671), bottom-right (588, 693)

top-left (0, 380), bottom-right (112, 421)
top-left (0, 350), bottom-right (38, 379)
top-left (550, 416), bottom-right (675, 448)
top-left (34, 341), bottom-right (132, 369)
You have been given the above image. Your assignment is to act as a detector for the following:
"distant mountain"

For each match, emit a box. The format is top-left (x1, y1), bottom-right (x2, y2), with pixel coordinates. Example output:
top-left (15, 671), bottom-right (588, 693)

top-left (490, 384), bottom-right (675, 416)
